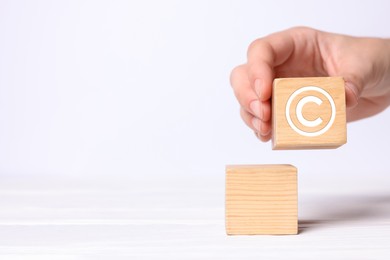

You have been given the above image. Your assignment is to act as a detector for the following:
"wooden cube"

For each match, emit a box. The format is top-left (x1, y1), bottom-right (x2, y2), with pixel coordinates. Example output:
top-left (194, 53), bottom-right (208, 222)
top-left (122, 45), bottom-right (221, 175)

top-left (272, 77), bottom-right (347, 149)
top-left (225, 164), bottom-right (298, 235)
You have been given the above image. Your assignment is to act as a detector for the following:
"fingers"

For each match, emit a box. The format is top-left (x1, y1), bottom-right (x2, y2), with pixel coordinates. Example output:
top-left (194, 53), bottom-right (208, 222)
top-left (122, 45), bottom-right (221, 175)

top-left (247, 30), bottom-right (295, 67)
top-left (232, 27), bottom-right (320, 142)
top-left (230, 65), bottom-right (262, 119)
top-left (230, 63), bottom-right (272, 142)
top-left (246, 29), bottom-right (297, 101)
top-left (247, 61), bottom-right (274, 101)
top-left (231, 65), bottom-right (272, 121)
top-left (240, 108), bottom-right (272, 141)
top-left (255, 131), bottom-right (272, 142)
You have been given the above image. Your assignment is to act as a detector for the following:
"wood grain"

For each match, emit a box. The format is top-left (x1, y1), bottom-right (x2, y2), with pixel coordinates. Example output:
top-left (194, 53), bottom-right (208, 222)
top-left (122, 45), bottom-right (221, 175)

top-left (272, 77), bottom-right (347, 150)
top-left (225, 165), bottom-right (298, 235)
top-left (1, 175), bottom-right (390, 258)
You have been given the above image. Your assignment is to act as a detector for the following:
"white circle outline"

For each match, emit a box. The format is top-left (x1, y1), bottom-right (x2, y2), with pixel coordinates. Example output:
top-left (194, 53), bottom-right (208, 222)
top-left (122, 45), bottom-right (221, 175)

top-left (285, 86), bottom-right (336, 137)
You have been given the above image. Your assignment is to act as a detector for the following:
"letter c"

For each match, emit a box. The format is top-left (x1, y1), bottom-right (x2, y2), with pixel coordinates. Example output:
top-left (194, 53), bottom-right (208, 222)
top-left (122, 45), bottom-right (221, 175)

top-left (296, 96), bottom-right (323, 127)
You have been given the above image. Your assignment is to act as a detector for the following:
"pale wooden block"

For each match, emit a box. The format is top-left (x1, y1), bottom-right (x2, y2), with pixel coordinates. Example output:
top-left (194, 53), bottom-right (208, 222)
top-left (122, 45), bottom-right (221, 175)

top-left (272, 77), bottom-right (347, 149)
top-left (225, 164), bottom-right (298, 235)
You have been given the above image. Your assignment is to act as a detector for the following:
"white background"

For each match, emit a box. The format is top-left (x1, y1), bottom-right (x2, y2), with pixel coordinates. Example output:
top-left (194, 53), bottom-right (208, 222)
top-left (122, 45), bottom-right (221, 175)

top-left (0, 1), bottom-right (390, 259)
top-left (0, 0), bottom-right (390, 180)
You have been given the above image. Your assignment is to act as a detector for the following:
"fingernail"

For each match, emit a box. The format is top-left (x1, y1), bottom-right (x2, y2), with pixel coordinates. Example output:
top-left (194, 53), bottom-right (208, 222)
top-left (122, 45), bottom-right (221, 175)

top-left (261, 123), bottom-right (271, 136)
top-left (250, 100), bottom-right (263, 120)
top-left (255, 79), bottom-right (262, 99)
top-left (252, 117), bottom-right (260, 132)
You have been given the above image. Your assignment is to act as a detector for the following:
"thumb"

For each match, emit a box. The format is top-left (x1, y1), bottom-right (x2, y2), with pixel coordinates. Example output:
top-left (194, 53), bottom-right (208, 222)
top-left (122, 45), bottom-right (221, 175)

top-left (344, 80), bottom-right (360, 108)
top-left (338, 70), bottom-right (365, 108)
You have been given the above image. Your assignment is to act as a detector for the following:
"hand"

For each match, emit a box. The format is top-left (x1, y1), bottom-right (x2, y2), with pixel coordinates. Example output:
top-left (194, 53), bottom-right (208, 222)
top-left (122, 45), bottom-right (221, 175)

top-left (230, 27), bottom-right (390, 142)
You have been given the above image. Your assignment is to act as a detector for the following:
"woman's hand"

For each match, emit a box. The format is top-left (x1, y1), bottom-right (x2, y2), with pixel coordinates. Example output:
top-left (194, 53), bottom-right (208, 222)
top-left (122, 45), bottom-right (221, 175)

top-left (230, 27), bottom-right (390, 141)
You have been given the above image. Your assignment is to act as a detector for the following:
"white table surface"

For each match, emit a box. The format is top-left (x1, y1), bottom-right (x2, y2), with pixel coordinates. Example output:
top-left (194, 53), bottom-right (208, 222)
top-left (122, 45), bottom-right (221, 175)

top-left (0, 173), bottom-right (389, 260)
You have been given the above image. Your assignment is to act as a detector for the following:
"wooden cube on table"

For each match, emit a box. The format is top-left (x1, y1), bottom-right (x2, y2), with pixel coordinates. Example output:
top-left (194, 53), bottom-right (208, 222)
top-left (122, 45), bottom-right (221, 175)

top-left (225, 164), bottom-right (298, 235)
top-left (272, 77), bottom-right (347, 149)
